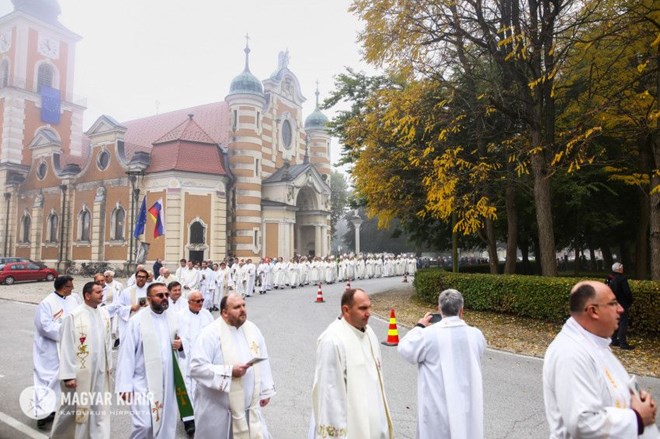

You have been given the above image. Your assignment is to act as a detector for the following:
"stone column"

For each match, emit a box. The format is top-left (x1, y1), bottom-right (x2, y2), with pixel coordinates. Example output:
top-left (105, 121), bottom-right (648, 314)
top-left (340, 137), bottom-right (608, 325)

top-left (30, 194), bottom-right (44, 260)
top-left (165, 188), bottom-right (182, 265)
top-left (92, 187), bottom-right (106, 261)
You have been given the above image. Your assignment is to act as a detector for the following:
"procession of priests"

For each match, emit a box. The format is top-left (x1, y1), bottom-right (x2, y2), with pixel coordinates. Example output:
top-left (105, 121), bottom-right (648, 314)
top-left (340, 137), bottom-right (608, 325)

top-left (31, 267), bottom-right (658, 438)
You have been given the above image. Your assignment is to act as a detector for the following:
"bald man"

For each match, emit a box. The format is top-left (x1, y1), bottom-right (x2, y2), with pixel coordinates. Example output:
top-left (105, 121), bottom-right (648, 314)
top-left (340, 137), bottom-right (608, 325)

top-left (543, 280), bottom-right (657, 437)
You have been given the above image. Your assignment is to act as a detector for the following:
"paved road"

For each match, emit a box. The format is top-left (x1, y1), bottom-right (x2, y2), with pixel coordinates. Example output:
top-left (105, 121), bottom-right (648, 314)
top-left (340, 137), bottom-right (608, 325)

top-left (0, 276), bottom-right (658, 438)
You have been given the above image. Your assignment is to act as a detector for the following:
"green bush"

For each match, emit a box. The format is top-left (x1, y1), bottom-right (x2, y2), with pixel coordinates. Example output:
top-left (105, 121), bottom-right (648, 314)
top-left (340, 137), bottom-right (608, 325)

top-left (413, 269), bottom-right (660, 335)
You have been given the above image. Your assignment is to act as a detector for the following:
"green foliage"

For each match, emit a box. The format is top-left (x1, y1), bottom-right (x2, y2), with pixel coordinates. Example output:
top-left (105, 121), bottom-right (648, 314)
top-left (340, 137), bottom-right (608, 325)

top-left (413, 269), bottom-right (660, 334)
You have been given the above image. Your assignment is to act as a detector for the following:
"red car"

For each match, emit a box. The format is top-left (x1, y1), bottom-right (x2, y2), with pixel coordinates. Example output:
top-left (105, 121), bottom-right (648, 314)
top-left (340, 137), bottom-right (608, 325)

top-left (0, 262), bottom-right (58, 285)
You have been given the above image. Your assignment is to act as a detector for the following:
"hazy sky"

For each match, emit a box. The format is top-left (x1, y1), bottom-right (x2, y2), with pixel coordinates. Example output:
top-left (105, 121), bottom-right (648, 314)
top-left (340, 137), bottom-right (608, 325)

top-left (0, 0), bottom-right (375, 164)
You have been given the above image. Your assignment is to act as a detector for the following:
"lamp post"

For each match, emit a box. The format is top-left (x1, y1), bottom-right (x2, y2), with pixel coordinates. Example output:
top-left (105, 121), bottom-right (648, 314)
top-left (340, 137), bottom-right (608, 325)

top-left (350, 210), bottom-right (363, 255)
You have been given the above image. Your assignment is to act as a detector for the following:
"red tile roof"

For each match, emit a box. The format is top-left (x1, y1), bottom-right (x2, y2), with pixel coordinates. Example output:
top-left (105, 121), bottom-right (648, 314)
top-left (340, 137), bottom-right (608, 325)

top-left (146, 141), bottom-right (228, 176)
top-left (122, 101), bottom-right (230, 149)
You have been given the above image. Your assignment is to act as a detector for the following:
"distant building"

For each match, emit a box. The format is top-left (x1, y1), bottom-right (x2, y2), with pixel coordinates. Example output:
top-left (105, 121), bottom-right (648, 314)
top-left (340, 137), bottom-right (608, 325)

top-left (0, 0), bottom-right (332, 268)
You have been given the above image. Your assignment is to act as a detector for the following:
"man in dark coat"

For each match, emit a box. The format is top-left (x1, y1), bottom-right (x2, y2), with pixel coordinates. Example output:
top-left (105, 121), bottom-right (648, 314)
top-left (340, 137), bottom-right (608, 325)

top-left (607, 262), bottom-right (634, 350)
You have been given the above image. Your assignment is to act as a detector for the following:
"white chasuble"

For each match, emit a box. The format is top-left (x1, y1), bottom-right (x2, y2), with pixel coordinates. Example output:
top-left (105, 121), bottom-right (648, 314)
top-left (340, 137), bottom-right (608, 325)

top-left (398, 316), bottom-right (486, 439)
top-left (310, 318), bottom-right (393, 439)
top-left (51, 304), bottom-right (112, 439)
top-left (190, 319), bottom-right (276, 439)
top-left (543, 317), bottom-right (642, 438)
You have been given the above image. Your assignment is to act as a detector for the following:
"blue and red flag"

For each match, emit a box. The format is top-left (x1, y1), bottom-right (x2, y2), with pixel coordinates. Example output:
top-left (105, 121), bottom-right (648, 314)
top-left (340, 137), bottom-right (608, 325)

top-left (133, 196), bottom-right (147, 238)
top-left (148, 198), bottom-right (166, 238)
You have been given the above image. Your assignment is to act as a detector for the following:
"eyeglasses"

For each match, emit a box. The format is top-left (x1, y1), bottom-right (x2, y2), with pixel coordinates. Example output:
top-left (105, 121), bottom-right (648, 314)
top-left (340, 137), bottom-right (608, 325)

top-left (152, 292), bottom-right (170, 299)
top-left (189, 299), bottom-right (204, 304)
top-left (585, 300), bottom-right (619, 311)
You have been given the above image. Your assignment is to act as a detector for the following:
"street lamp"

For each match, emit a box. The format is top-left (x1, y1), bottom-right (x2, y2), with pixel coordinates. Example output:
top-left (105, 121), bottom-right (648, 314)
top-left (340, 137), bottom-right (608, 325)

top-left (350, 210), bottom-right (363, 255)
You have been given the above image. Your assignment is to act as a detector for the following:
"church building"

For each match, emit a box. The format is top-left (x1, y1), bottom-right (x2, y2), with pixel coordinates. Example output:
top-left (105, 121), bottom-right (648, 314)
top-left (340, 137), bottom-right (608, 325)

top-left (0, 0), bottom-right (332, 269)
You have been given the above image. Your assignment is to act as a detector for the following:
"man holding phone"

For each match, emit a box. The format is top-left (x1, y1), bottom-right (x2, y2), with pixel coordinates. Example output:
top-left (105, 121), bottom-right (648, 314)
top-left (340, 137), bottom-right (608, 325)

top-left (398, 289), bottom-right (486, 439)
top-left (115, 268), bottom-right (149, 348)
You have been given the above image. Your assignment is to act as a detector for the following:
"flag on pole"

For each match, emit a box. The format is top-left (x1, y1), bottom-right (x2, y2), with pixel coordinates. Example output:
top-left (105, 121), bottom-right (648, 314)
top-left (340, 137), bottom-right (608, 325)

top-left (148, 198), bottom-right (166, 238)
top-left (133, 196), bottom-right (147, 238)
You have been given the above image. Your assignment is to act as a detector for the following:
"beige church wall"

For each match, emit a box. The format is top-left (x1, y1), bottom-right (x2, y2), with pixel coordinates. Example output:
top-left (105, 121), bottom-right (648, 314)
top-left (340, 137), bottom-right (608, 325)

top-left (71, 189), bottom-right (94, 261)
top-left (41, 246), bottom-right (58, 261)
top-left (183, 192), bottom-right (211, 246)
top-left (265, 223), bottom-right (278, 257)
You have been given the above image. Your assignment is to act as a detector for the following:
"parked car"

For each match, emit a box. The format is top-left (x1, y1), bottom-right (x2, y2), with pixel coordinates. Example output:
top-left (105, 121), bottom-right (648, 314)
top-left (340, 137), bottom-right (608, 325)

top-left (0, 257), bottom-right (47, 269)
top-left (0, 262), bottom-right (58, 285)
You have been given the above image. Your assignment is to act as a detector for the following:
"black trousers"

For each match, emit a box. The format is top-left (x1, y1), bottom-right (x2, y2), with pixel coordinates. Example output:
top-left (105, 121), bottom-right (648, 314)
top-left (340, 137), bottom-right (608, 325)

top-left (612, 309), bottom-right (630, 345)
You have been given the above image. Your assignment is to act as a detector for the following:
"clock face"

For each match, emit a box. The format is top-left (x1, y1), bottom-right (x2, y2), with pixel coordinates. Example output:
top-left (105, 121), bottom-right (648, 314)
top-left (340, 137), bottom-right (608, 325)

top-left (38, 37), bottom-right (59, 59)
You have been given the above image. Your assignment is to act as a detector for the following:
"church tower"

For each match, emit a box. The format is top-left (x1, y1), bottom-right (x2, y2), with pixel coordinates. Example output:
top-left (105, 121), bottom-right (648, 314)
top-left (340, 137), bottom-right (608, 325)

top-left (304, 85), bottom-right (331, 178)
top-left (225, 41), bottom-right (266, 257)
top-left (0, 0), bottom-right (84, 258)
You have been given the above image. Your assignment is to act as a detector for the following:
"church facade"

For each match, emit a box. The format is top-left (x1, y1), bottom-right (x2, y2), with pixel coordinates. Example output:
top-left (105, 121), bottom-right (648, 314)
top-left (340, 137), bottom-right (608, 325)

top-left (0, 1), bottom-right (332, 269)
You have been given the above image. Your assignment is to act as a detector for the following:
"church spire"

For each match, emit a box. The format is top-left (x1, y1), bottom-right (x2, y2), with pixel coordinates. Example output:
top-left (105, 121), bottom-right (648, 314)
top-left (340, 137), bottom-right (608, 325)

top-left (315, 80), bottom-right (320, 109)
top-left (243, 33), bottom-right (251, 73)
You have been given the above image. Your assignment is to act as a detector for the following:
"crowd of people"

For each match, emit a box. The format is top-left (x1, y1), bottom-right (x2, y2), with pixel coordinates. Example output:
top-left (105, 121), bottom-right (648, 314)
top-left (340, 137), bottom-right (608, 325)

top-left (30, 259), bottom-right (657, 438)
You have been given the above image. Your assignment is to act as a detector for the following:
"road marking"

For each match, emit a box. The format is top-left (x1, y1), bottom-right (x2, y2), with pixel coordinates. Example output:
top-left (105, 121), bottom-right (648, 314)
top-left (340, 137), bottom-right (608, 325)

top-left (0, 411), bottom-right (48, 439)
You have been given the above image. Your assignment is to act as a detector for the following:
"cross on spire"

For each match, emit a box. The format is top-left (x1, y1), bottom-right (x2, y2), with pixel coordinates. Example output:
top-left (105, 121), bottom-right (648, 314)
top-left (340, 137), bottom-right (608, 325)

top-left (243, 33), bottom-right (251, 72)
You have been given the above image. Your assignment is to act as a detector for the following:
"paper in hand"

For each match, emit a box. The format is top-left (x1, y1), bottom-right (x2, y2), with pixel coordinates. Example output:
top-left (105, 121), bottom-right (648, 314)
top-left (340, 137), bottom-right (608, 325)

top-left (246, 357), bottom-right (267, 366)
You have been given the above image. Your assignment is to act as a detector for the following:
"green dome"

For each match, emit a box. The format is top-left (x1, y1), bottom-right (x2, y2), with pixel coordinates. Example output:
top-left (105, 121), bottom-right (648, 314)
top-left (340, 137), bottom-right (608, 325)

top-left (228, 71), bottom-right (264, 96)
top-left (305, 108), bottom-right (329, 130)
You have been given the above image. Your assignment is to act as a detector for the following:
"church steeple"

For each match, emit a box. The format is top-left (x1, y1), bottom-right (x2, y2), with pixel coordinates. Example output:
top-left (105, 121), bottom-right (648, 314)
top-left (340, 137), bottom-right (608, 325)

top-left (228, 34), bottom-right (264, 97)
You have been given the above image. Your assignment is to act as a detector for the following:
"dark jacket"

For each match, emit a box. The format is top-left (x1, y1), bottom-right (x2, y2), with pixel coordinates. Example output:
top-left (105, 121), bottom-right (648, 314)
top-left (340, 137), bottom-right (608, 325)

top-left (607, 272), bottom-right (633, 309)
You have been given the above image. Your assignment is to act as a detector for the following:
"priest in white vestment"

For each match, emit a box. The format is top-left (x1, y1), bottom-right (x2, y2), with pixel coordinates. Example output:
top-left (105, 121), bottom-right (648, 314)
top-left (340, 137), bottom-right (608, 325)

top-left (116, 282), bottom-right (182, 439)
top-left (177, 291), bottom-right (214, 404)
top-left (190, 293), bottom-right (276, 438)
top-left (543, 280), bottom-right (657, 438)
top-left (167, 281), bottom-right (187, 313)
top-left (310, 288), bottom-right (393, 439)
top-left (398, 289), bottom-right (486, 439)
top-left (33, 275), bottom-right (82, 429)
top-left (50, 281), bottom-right (113, 439)
top-left (115, 269), bottom-right (149, 344)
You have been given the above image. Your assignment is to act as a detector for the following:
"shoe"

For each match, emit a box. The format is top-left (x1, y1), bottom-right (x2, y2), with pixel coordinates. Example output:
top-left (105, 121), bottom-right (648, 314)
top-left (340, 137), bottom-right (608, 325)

top-left (37, 412), bottom-right (55, 429)
top-left (184, 420), bottom-right (196, 436)
top-left (611, 340), bottom-right (620, 347)
top-left (619, 344), bottom-right (635, 350)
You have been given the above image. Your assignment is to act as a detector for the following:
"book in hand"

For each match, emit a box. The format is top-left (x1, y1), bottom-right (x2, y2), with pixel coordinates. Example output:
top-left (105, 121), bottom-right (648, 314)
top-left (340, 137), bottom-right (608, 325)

top-left (246, 357), bottom-right (268, 367)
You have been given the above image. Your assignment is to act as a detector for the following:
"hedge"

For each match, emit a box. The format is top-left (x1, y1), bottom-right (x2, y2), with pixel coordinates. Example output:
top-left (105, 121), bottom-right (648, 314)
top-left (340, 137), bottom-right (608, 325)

top-left (413, 269), bottom-right (660, 335)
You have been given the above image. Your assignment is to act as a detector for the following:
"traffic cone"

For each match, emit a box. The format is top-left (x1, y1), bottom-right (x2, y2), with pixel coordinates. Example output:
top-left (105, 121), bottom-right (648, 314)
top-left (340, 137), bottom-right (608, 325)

top-left (345, 279), bottom-right (351, 292)
top-left (314, 283), bottom-right (325, 303)
top-left (382, 308), bottom-right (400, 346)
top-left (402, 273), bottom-right (408, 283)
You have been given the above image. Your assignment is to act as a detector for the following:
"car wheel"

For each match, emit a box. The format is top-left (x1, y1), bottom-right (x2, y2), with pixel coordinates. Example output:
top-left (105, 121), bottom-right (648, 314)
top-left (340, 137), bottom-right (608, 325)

top-left (5, 276), bottom-right (15, 285)
top-left (46, 273), bottom-right (55, 282)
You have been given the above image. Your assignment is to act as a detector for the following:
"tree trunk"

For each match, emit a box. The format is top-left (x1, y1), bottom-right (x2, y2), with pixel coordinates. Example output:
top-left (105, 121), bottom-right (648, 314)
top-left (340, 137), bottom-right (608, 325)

top-left (486, 218), bottom-right (499, 274)
top-left (634, 187), bottom-right (650, 279)
top-left (504, 180), bottom-right (518, 274)
top-left (531, 152), bottom-right (557, 276)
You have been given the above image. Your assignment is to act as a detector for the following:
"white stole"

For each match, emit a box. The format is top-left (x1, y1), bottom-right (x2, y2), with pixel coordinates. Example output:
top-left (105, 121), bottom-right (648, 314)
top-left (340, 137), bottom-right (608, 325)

top-left (334, 319), bottom-right (393, 439)
top-left (138, 309), bottom-right (178, 436)
top-left (69, 305), bottom-right (111, 424)
top-left (217, 320), bottom-right (264, 439)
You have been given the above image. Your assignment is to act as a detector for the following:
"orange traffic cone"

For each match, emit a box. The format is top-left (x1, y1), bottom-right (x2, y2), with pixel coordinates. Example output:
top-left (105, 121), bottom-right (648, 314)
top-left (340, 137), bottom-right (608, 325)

top-left (345, 279), bottom-right (351, 292)
top-left (382, 308), bottom-right (400, 346)
top-left (402, 273), bottom-right (408, 283)
top-left (314, 283), bottom-right (325, 303)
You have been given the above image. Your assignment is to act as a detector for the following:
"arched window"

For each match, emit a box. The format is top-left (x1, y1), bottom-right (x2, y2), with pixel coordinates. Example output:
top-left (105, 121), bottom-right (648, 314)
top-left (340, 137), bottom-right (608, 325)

top-left (37, 63), bottom-right (53, 92)
top-left (0, 59), bottom-right (8, 88)
top-left (20, 214), bottom-right (31, 243)
top-left (47, 213), bottom-right (58, 242)
top-left (78, 208), bottom-right (91, 242)
top-left (190, 221), bottom-right (205, 245)
top-left (110, 206), bottom-right (125, 241)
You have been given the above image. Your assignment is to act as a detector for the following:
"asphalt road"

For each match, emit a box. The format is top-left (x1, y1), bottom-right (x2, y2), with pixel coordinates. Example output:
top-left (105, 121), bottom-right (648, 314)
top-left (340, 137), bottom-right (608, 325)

top-left (0, 276), bottom-right (658, 438)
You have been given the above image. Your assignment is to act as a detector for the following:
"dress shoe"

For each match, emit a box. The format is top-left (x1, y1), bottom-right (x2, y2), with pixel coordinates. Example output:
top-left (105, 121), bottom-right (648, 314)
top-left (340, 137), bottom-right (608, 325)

top-left (619, 344), bottom-right (635, 350)
top-left (184, 420), bottom-right (195, 436)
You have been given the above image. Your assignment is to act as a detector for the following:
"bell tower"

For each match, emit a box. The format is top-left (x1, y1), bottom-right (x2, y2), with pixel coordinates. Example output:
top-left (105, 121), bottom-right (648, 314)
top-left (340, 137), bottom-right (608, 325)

top-left (0, 0), bottom-right (84, 175)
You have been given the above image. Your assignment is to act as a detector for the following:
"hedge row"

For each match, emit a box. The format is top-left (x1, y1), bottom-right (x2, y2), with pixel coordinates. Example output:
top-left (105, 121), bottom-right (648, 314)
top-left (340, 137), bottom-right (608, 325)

top-left (413, 269), bottom-right (660, 335)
